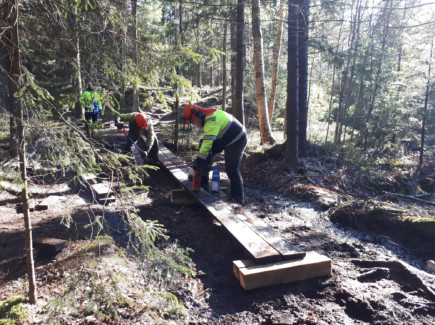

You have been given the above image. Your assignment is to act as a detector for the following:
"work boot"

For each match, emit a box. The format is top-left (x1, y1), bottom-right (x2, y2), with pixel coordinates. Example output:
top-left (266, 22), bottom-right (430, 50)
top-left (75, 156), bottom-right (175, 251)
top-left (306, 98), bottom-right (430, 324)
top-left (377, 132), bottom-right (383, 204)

top-left (201, 179), bottom-right (209, 192)
top-left (231, 196), bottom-right (245, 206)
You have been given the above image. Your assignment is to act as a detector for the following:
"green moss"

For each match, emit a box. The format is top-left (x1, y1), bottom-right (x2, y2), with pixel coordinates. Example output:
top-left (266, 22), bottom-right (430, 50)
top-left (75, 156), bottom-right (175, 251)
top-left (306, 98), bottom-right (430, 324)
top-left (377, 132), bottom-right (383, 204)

top-left (0, 296), bottom-right (28, 325)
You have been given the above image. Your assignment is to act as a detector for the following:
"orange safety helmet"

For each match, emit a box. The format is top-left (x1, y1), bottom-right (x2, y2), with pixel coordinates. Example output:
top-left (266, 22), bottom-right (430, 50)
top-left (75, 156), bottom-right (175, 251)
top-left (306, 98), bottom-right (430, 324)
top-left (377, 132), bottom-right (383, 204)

top-left (134, 113), bottom-right (148, 129)
top-left (183, 104), bottom-right (217, 123)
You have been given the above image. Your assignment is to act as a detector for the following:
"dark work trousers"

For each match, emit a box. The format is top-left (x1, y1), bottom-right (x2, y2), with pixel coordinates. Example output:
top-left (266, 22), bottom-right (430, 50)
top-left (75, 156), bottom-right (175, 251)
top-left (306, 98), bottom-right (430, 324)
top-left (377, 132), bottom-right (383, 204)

top-left (202, 133), bottom-right (247, 199)
top-left (85, 111), bottom-right (99, 122)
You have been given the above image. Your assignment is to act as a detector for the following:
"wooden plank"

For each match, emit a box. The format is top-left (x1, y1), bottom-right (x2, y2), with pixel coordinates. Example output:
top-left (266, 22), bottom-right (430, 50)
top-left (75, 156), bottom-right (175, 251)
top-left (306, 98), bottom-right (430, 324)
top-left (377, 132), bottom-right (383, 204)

top-left (90, 183), bottom-right (114, 198)
top-left (158, 143), bottom-right (281, 263)
top-left (231, 207), bottom-right (306, 260)
top-left (171, 188), bottom-right (228, 205)
top-left (158, 141), bottom-right (306, 262)
top-left (82, 173), bottom-right (98, 182)
top-left (235, 251), bottom-right (332, 290)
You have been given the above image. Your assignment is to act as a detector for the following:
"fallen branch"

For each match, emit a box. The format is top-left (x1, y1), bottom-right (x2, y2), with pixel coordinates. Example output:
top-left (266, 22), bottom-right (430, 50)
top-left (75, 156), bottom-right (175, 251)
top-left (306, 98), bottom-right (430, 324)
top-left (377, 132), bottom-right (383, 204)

top-left (383, 192), bottom-right (435, 206)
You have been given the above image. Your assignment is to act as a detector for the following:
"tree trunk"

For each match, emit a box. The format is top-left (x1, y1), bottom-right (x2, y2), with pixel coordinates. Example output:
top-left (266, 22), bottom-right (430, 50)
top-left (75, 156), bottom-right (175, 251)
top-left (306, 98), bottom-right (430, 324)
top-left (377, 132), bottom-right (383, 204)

top-left (120, 1), bottom-right (128, 109)
top-left (3, 0), bottom-right (18, 156)
top-left (297, 0), bottom-right (309, 156)
top-left (73, 9), bottom-right (83, 120)
top-left (252, 0), bottom-right (275, 144)
top-left (230, 5), bottom-right (237, 115)
top-left (338, 0), bottom-right (363, 144)
top-left (234, 0), bottom-right (245, 125)
top-left (285, 1), bottom-right (299, 164)
top-left (363, 0), bottom-right (392, 148)
top-left (334, 69), bottom-right (347, 144)
top-left (419, 28), bottom-right (433, 166)
top-left (131, 0), bottom-right (140, 111)
top-left (196, 60), bottom-right (202, 87)
top-left (5, 0), bottom-right (37, 304)
top-left (222, 19), bottom-right (228, 111)
top-left (267, 0), bottom-right (285, 121)
top-left (325, 64), bottom-right (336, 143)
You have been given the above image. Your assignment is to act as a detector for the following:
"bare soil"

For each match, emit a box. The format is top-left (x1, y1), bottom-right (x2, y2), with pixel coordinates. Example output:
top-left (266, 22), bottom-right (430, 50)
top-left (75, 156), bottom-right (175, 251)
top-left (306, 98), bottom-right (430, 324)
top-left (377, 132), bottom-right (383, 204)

top-left (1, 109), bottom-right (434, 324)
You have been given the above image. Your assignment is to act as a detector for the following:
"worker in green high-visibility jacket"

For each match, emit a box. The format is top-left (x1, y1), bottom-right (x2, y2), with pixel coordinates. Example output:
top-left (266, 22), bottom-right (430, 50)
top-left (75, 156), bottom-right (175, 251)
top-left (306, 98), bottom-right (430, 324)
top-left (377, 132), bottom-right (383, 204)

top-left (183, 104), bottom-right (247, 205)
top-left (80, 82), bottom-right (102, 123)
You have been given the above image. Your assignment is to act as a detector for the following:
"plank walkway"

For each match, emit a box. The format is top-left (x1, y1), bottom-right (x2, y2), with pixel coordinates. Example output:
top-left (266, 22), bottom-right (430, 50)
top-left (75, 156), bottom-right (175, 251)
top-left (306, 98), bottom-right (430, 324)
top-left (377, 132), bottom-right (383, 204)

top-left (157, 141), bottom-right (305, 263)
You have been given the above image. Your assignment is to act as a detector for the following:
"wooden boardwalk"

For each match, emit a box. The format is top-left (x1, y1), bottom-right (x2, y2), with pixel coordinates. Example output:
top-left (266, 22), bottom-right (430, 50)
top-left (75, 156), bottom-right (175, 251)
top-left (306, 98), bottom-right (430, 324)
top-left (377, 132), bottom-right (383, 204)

top-left (157, 141), bottom-right (306, 263)
top-left (100, 126), bottom-right (331, 289)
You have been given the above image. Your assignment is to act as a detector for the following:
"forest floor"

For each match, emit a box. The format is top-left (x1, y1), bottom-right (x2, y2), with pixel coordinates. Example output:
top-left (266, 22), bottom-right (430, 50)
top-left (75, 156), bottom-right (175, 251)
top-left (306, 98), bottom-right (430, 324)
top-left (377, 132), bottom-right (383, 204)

top-left (0, 97), bottom-right (435, 324)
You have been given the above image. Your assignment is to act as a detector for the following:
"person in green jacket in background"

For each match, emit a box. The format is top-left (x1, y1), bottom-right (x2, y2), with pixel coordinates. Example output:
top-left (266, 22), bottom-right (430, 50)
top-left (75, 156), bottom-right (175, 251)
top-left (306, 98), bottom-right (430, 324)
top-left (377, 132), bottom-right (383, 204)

top-left (115, 112), bottom-right (159, 164)
top-left (80, 82), bottom-right (102, 123)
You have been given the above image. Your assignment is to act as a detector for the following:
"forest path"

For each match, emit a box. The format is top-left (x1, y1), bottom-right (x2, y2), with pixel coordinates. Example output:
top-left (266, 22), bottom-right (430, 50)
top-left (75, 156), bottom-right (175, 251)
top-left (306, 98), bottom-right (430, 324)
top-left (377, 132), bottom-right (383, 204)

top-left (139, 147), bottom-right (435, 324)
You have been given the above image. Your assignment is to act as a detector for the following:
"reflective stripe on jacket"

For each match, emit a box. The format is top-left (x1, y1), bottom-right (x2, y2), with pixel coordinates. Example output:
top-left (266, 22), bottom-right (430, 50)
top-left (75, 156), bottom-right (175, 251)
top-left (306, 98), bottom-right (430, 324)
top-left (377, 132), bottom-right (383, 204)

top-left (197, 110), bottom-right (246, 160)
top-left (80, 90), bottom-right (102, 112)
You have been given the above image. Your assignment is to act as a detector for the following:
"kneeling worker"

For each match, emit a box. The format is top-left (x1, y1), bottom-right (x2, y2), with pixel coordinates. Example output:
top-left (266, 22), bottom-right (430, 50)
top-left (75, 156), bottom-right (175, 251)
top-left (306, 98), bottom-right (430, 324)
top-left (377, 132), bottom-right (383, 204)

top-left (183, 104), bottom-right (247, 205)
top-left (115, 112), bottom-right (159, 163)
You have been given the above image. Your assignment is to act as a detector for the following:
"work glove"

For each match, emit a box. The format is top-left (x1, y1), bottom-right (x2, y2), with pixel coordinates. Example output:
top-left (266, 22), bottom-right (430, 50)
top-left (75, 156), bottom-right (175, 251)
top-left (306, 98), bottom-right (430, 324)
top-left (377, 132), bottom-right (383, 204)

top-left (192, 156), bottom-right (206, 171)
top-left (140, 150), bottom-right (149, 164)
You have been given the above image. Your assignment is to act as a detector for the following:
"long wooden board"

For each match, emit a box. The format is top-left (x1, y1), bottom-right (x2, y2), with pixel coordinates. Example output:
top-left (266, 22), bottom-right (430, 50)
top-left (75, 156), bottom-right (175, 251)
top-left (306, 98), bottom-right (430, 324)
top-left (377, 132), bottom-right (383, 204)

top-left (158, 143), bottom-right (280, 262)
top-left (233, 251), bottom-right (332, 290)
top-left (157, 141), bottom-right (305, 262)
top-left (233, 208), bottom-right (305, 260)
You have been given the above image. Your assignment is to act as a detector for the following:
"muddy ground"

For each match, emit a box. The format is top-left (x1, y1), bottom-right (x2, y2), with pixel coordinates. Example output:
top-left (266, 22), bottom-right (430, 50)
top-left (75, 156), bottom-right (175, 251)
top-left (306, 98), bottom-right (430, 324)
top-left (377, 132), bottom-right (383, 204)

top-left (1, 114), bottom-right (435, 324)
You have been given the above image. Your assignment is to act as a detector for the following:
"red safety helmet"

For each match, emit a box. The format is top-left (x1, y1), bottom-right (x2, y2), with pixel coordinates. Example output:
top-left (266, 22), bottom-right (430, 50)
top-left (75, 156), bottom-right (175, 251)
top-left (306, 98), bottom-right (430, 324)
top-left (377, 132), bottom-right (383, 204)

top-left (183, 104), bottom-right (217, 123)
top-left (134, 113), bottom-right (148, 129)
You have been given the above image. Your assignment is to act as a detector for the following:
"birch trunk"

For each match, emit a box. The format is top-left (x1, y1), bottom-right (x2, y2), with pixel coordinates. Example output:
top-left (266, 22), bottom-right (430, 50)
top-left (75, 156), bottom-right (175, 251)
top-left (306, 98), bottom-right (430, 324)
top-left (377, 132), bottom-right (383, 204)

top-left (285, 1), bottom-right (299, 163)
top-left (267, 0), bottom-right (285, 120)
top-left (252, 0), bottom-right (275, 144)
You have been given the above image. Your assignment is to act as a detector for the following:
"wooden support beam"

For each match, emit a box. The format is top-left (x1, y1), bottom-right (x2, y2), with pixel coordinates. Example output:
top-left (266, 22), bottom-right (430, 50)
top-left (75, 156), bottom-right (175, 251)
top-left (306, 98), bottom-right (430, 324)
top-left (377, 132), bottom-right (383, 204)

top-left (34, 238), bottom-right (68, 257)
top-left (233, 251), bottom-right (332, 290)
top-left (89, 183), bottom-right (116, 203)
top-left (35, 195), bottom-right (58, 211)
top-left (16, 198), bottom-right (36, 213)
top-left (90, 183), bottom-right (113, 198)
top-left (171, 189), bottom-right (199, 205)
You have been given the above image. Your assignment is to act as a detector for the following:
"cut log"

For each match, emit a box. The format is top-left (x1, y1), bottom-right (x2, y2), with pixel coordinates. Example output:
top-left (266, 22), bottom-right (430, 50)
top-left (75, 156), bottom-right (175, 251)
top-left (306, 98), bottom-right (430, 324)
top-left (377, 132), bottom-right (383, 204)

top-left (34, 238), bottom-right (68, 257)
top-left (234, 251), bottom-right (332, 290)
